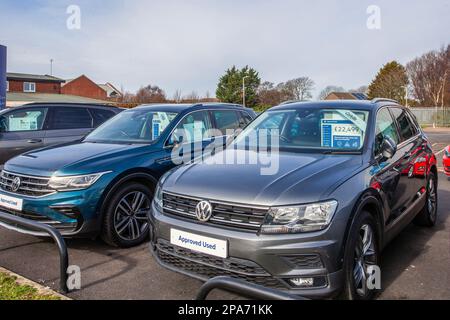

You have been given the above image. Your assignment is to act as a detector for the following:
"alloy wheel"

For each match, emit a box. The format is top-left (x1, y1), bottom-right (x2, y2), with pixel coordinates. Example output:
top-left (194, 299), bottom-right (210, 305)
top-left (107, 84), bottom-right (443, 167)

top-left (353, 224), bottom-right (377, 297)
top-left (113, 191), bottom-right (150, 241)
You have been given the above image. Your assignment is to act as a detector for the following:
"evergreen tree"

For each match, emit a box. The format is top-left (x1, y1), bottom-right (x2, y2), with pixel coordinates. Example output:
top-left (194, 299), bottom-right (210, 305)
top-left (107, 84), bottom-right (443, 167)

top-left (216, 66), bottom-right (261, 108)
top-left (368, 61), bottom-right (409, 105)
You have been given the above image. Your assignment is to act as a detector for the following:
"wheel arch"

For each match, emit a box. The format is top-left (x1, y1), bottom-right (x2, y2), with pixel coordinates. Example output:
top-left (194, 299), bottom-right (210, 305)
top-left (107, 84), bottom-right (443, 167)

top-left (338, 190), bottom-right (385, 267)
top-left (96, 168), bottom-right (159, 221)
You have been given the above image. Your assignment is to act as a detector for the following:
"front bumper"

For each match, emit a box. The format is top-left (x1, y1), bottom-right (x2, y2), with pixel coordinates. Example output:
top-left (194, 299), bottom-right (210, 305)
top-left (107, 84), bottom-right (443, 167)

top-left (149, 202), bottom-right (345, 299)
top-left (0, 187), bottom-right (103, 238)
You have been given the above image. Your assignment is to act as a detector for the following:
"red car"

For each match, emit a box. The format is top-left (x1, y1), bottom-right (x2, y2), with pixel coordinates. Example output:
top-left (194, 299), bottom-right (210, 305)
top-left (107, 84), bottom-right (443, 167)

top-left (444, 146), bottom-right (450, 176)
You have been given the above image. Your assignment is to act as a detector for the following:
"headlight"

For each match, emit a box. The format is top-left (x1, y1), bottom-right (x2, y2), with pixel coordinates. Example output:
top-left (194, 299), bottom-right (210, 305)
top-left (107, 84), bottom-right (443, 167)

top-left (154, 183), bottom-right (163, 210)
top-left (445, 149), bottom-right (450, 158)
top-left (48, 172), bottom-right (111, 191)
top-left (261, 200), bottom-right (338, 234)
top-left (154, 171), bottom-right (173, 210)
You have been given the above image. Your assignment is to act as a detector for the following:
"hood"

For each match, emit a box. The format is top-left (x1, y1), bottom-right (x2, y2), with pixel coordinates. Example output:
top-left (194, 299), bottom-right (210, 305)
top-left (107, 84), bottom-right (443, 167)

top-left (163, 149), bottom-right (364, 206)
top-left (4, 142), bottom-right (150, 176)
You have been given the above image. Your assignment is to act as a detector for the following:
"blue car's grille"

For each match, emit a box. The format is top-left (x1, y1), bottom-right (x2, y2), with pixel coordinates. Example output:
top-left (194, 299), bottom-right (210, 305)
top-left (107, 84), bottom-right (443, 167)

top-left (162, 192), bottom-right (268, 232)
top-left (0, 171), bottom-right (55, 198)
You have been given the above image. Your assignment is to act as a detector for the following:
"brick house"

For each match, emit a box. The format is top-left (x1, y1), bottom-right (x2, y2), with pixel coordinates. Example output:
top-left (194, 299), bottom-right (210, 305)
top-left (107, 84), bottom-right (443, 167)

top-left (325, 92), bottom-right (368, 100)
top-left (6, 72), bottom-right (65, 94)
top-left (61, 75), bottom-right (108, 100)
top-left (98, 82), bottom-right (123, 100)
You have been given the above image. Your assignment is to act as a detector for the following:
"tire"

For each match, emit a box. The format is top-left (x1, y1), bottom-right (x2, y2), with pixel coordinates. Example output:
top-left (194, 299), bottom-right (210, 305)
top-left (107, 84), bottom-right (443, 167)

top-left (414, 172), bottom-right (438, 227)
top-left (101, 182), bottom-right (153, 248)
top-left (340, 211), bottom-right (380, 300)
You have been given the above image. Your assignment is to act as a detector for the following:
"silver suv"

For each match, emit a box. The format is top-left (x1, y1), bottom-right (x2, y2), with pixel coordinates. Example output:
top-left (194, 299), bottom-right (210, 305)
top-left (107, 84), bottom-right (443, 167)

top-left (149, 100), bottom-right (438, 299)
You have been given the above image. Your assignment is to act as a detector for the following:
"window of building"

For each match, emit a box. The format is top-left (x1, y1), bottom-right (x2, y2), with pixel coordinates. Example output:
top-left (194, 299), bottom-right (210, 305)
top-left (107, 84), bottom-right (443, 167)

top-left (23, 82), bottom-right (36, 93)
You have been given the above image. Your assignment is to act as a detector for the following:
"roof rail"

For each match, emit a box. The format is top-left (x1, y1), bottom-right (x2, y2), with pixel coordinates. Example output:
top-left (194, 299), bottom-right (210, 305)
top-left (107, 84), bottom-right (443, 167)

top-left (371, 98), bottom-right (399, 104)
top-left (24, 102), bottom-right (118, 108)
top-left (197, 103), bottom-right (244, 108)
top-left (280, 100), bottom-right (309, 105)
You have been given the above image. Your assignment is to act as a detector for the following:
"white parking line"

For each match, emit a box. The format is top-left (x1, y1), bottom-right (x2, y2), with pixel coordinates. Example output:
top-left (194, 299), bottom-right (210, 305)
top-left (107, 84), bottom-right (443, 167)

top-left (436, 148), bottom-right (447, 156)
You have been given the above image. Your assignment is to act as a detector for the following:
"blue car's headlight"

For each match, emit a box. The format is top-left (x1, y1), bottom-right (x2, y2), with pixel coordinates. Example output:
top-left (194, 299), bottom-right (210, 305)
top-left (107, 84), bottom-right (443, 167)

top-left (261, 200), bottom-right (338, 234)
top-left (48, 171), bottom-right (111, 191)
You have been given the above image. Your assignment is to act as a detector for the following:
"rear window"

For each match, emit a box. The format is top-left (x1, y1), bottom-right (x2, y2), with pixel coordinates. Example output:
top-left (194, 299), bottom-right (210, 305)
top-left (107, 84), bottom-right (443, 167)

top-left (90, 108), bottom-right (117, 127)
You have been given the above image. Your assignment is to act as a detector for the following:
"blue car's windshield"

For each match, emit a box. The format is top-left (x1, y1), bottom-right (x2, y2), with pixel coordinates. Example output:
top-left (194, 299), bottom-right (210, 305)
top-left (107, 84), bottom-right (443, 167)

top-left (233, 108), bottom-right (370, 152)
top-left (85, 109), bottom-right (178, 144)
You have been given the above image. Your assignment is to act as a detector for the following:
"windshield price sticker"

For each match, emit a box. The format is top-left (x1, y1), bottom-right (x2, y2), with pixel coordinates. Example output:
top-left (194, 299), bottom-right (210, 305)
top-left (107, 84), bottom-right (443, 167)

top-left (321, 120), bottom-right (363, 149)
top-left (152, 120), bottom-right (161, 140)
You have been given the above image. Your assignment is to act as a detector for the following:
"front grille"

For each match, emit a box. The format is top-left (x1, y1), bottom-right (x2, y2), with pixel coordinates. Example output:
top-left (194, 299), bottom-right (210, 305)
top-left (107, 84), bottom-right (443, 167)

top-left (163, 192), bottom-right (268, 232)
top-left (0, 207), bottom-right (78, 232)
top-left (0, 171), bottom-right (55, 197)
top-left (156, 239), bottom-right (287, 289)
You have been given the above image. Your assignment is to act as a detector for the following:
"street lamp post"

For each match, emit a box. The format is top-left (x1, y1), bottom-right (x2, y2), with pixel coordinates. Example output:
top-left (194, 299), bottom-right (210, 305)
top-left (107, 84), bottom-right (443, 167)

top-left (242, 76), bottom-right (249, 107)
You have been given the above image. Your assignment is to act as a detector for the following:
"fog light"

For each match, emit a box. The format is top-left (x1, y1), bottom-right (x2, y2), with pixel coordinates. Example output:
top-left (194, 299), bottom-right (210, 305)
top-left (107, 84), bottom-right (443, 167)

top-left (290, 277), bottom-right (314, 287)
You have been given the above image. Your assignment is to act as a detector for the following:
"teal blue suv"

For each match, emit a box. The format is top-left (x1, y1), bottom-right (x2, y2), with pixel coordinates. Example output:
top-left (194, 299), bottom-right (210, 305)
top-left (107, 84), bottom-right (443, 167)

top-left (0, 103), bottom-right (255, 247)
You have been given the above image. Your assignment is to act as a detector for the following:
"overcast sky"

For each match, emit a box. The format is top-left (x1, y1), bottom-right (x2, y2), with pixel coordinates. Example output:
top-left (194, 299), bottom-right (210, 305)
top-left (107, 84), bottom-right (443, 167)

top-left (0, 0), bottom-right (449, 98)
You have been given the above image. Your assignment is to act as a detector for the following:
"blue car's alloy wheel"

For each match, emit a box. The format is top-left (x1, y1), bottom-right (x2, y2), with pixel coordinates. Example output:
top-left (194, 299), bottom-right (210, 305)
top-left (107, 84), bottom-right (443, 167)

top-left (101, 182), bottom-right (153, 247)
top-left (114, 191), bottom-right (150, 241)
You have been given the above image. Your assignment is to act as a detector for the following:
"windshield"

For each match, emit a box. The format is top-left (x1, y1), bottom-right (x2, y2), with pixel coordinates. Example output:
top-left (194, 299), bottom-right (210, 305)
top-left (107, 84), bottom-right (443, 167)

top-left (85, 109), bottom-right (179, 144)
top-left (234, 108), bottom-right (370, 152)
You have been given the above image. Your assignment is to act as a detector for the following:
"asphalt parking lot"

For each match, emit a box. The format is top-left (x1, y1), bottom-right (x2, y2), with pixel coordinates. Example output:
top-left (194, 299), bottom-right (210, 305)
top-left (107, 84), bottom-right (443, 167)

top-left (0, 130), bottom-right (449, 300)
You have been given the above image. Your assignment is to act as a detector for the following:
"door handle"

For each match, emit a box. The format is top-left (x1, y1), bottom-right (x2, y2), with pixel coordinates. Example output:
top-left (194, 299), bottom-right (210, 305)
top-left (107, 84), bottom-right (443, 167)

top-left (27, 139), bottom-right (42, 144)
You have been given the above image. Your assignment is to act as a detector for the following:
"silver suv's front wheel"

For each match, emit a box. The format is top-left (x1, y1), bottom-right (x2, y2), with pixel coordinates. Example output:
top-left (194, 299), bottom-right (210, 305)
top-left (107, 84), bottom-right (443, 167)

top-left (341, 211), bottom-right (380, 300)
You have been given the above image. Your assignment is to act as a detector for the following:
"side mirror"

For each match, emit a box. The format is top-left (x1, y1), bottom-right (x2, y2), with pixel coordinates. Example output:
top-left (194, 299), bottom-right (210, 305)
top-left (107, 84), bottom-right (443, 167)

top-left (380, 137), bottom-right (397, 160)
top-left (171, 133), bottom-right (183, 148)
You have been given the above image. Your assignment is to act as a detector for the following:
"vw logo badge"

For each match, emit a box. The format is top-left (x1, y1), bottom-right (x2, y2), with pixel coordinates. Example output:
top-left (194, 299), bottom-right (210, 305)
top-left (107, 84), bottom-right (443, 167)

top-left (11, 177), bottom-right (21, 192)
top-left (195, 200), bottom-right (213, 222)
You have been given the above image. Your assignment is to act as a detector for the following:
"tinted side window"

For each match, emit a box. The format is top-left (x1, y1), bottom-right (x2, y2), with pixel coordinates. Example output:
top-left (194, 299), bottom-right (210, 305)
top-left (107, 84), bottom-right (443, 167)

top-left (213, 110), bottom-right (240, 135)
top-left (171, 111), bottom-right (212, 144)
top-left (90, 109), bottom-right (116, 127)
top-left (375, 108), bottom-right (400, 155)
top-left (240, 112), bottom-right (253, 126)
top-left (390, 108), bottom-right (416, 141)
top-left (0, 108), bottom-right (47, 132)
top-left (49, 107), bottom-right (93, 130)
top-left (406, 110), bottom-right (420, 134)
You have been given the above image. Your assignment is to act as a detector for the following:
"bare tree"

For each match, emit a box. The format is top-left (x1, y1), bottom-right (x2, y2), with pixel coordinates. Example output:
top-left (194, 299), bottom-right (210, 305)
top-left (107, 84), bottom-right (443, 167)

top-left (282, 77), bottom-right (315, 101)
top-left (318, 85), bottom-right (346, 100)
top-left (135, 85), bottom-right (167, 103)
top-left (257, 81), bottom-right (285, 107)
top-left (350, 85), bottom-right (369, 94)
top-left (183, 91), bottom-right (200, 103)
top-left (172, 89), bottom-right (182, 103)
top-left (407, 46), bottom-right (449, 107)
